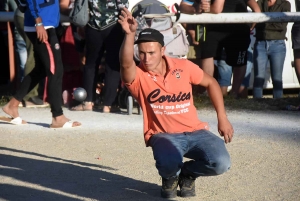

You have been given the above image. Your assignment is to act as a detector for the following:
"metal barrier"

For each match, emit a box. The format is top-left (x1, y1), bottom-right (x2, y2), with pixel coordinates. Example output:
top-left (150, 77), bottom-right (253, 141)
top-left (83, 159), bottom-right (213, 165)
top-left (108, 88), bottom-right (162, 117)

top-left (2, 11), bottom-right (300, 23)
top-left (0, 12), bottom-right (69, 22)
top-left (143, 12), bottom-right (300, 23)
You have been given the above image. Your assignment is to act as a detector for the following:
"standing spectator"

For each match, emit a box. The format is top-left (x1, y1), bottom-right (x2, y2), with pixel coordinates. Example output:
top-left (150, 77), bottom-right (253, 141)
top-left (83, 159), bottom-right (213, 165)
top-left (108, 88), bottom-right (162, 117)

top-left (253, 0), bottom-right (291, 99)
top-left (14, 11), bottom-right (27, 81)
top-left (292, 0), bottom-right (300, 97)
top-left (59, 0), bottom-right (84, 107)
top-left (180, 0), bottom-right (260, 97)
top-left (14, 7), bottom-right (48, 107)
top-left (1, 0), bottom-right (81, 128)
top-left (3, 1), bottom-right (28, 85)
top-left (180, 1), bottom-right (202, 67)
top-left (216, 45), bottom-right (254, 97)
top-left (71, 0), bottom-right (129, 112)
top-left (2, 0), bottom-right (45, 104)
top-left (0, 2), bottom-right (10, 86)
top-left (118, 8), bottom-right (233, 199)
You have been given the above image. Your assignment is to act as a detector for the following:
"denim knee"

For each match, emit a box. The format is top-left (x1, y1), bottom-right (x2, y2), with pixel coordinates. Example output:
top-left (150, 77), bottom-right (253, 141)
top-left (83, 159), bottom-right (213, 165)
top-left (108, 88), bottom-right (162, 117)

top-left (149, 134), bottom-right (184, 178)
top-left (211, 154), bottom-right (231, 175)
top-left (156, 156), bottom-right (182, 178)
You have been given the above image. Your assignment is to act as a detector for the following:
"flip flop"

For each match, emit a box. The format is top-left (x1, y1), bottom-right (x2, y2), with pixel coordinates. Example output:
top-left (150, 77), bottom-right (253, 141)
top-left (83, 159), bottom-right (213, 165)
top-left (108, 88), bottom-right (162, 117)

top-left (70, 104), bottom-right (93, 111)
top-left (0, 116), bottom-right (27, 125)
top-left (50, 121), bottom-right (81, 129)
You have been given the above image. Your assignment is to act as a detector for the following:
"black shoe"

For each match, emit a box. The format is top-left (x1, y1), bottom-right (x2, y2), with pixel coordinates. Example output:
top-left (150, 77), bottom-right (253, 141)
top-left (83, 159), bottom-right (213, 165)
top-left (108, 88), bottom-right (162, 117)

top-left (28, 96), bottom-right (44, 105)
top-left (178, 174), bottom-right (196, 197)
top-left (161, 176), bottom-right (179, 199)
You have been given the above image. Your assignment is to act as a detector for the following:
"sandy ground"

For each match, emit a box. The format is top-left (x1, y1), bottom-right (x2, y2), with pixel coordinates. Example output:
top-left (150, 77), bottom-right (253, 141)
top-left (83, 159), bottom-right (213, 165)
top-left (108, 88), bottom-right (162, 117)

top-left (0, 107), bottom-right (299, 201)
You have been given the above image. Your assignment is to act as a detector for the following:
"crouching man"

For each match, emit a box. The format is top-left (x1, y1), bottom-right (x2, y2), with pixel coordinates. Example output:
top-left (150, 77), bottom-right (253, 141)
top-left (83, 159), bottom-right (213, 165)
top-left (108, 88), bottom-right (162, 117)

top-left (118, 8), bottom-right (234, 199)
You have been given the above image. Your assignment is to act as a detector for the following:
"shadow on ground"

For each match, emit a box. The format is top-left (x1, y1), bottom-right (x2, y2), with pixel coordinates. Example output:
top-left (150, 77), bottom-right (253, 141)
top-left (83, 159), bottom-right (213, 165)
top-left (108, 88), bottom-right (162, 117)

top-left (0, 147), bottom-right (163, 201)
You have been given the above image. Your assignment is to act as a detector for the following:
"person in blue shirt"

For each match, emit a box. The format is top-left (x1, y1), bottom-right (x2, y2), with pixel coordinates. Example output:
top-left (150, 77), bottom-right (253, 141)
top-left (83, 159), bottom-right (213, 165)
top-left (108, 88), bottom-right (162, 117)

top-left (1, 0), bottom-right (81, 128)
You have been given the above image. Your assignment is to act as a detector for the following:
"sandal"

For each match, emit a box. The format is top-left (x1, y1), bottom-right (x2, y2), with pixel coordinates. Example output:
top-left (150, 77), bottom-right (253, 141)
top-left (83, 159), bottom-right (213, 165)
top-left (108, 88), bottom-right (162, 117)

top-left (70, 102), bottom-right (93, 111)
top-left (102, 106), bottom-right (121, 113)
top-left (50, 120), bottom-right (81, 128)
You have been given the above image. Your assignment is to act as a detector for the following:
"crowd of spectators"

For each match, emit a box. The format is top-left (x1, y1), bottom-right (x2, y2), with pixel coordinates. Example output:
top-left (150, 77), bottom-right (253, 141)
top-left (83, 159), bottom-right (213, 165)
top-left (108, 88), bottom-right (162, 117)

top-left (1, 0), bottom-right (299, 112)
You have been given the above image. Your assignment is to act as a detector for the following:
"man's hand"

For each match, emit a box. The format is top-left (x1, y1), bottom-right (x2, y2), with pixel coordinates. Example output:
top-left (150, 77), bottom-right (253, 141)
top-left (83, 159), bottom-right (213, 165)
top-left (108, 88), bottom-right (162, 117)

top-left (36, 25), bottom-right (48, 42)
top-left (250, 23), bottom-right (256, 31)
top-left (200, 0), bottom-right (211, 13)
top-left (118, 8), bottom-right (138, 34)
top-left (218, 117), bottom-right (234, 144)
top-left (35, 17), bottom-right (48, 42)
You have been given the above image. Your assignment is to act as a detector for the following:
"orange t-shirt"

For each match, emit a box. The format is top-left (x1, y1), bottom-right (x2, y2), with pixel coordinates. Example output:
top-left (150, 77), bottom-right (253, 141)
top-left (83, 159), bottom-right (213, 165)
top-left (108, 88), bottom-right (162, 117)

top-left (126, 56), bottom-right (209, 145)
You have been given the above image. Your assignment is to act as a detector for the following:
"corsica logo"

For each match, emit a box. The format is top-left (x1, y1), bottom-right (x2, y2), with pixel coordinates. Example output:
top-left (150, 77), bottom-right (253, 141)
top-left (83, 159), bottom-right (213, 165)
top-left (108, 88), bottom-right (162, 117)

top-left (147, 89), bottom-right (191, 104)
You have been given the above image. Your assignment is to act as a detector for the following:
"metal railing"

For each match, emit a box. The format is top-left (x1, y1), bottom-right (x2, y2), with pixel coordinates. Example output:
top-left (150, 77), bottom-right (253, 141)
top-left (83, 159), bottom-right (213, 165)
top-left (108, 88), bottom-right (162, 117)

top-left (2, 11), bottom-right (300, 23)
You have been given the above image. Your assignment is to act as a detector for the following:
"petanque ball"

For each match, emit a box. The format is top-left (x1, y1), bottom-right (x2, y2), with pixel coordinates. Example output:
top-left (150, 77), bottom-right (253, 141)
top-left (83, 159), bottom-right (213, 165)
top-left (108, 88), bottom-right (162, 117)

top-left (73, 87), bottom-right (87, 102)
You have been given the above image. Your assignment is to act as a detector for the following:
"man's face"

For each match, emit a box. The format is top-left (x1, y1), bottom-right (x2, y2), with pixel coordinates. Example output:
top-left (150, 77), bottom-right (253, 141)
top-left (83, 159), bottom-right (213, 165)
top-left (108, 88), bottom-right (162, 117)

top-left (138, 42), bottom-right (165, 72)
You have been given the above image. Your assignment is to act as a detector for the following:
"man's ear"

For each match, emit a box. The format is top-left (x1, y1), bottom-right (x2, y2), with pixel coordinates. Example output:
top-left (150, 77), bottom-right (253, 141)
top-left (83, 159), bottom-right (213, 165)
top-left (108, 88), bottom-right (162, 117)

top-left (161, 46), bottom-right (166, 56)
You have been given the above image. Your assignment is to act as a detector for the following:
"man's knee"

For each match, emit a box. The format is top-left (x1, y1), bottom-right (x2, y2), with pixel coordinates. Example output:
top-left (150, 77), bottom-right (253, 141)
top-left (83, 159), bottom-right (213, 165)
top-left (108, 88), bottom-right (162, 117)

top-left (156, 156), bottom-right (182, 178)
top-left (211, 155), bottom-right (231, 175)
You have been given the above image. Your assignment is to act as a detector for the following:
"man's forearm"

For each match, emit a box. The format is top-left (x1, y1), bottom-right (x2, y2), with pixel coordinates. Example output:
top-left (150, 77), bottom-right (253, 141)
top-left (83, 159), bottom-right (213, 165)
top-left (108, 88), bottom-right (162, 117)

top-left (207, 79), bottom-right (227, 119)
top-left (119, 32), bottom-right (136, 83)
top-left (119, 33), bottom-right (135, 68)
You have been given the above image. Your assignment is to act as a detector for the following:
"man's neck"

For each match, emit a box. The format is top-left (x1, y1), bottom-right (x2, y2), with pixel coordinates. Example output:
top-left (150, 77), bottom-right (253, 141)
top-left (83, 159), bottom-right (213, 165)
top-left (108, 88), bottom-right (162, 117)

top-left (152, 57), bottom-right (168, 77)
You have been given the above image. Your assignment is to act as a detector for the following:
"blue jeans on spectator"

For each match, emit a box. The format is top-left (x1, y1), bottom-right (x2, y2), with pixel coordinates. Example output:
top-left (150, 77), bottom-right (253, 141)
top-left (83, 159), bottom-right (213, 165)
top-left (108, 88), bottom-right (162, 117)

top-left (14, 25), bottom-right (27, 80)
top-left (15, 39), bottom-right (27, 80)
top-left (148, 129), bottom-right (231, 179)
top-left (242, 47), bottom-right (253, 87)
top-left (253, 40), bottom-right (286, 98)
top-left (216, 59), bottom-right (232, 87)
top-left (216, 47), bottom-right (253, 87)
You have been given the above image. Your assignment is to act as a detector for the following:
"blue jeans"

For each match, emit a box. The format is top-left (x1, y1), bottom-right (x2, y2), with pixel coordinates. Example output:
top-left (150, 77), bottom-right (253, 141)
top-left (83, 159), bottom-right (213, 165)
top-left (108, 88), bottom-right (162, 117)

top-left (148, 130), bottom-right (231, 179)
top-left (216, 59), bottom-right (232, 87)
top-left (216, 47), bottom-right (253, 87)
top-left (253, 40), bottom-right (286, 98)
top-left (15, 39), bottom-right (27, 80)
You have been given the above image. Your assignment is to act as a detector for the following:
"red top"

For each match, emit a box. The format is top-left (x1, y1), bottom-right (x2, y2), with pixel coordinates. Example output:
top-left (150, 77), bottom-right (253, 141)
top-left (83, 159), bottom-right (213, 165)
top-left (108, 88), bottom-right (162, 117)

top-left (126, 56), bottom-right (209, 145)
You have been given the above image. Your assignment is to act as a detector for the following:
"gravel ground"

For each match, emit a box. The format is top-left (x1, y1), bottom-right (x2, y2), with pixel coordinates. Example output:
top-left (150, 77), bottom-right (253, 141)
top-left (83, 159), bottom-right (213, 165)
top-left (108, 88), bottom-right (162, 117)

top-left (0, 107), bottom-right (299, 201)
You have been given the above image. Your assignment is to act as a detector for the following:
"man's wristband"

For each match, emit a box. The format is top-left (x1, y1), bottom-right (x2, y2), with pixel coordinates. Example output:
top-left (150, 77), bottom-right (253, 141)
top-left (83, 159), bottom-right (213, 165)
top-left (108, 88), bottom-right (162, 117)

top-left (35, 22), bottom-right (43, 27)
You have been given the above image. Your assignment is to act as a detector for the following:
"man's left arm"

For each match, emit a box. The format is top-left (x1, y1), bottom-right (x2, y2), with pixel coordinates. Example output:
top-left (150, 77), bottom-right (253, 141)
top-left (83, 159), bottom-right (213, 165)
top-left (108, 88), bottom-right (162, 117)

top-left (198, 71), bottom-right (234, 143)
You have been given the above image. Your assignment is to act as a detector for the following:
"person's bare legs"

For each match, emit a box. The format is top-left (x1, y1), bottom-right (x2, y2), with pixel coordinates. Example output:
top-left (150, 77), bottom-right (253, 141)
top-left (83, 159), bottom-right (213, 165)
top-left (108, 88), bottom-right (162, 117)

top-left (220, 86), bottom-right (229, 96)
top-left (51, 115), bottom-right (81, 127)
top-left (231, 65), bottom-right (246, 97)
top-left (2, 98), bottom-right (22, 119)
top-left (3, 98), bottom-right (81, 127)
top-left (238, 85), bottom-right (249, 99)
top-left (200, 57), bottom-right (215, 77)
top-left (200, 58), bottom-right (215, 95)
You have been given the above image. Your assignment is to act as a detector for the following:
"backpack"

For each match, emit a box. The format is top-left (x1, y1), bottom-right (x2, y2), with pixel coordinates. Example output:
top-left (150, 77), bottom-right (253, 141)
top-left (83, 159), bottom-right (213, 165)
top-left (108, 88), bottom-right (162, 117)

top-left (14, 0), bottom-right (27, 13)
top-left (132, 2), bottom-right (189, 60)
top-left (131, 0), bottom-right (169, 18)
top-left (134, 16), bottom-right (189, 60)
top-left (69, 0), bottom-right (89, 27)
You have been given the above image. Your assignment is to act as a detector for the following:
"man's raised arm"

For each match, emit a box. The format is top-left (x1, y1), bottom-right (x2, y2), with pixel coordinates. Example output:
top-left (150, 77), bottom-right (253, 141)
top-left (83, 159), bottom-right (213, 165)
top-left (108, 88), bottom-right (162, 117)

top-left (118, 8), bottom-right (138, 84)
